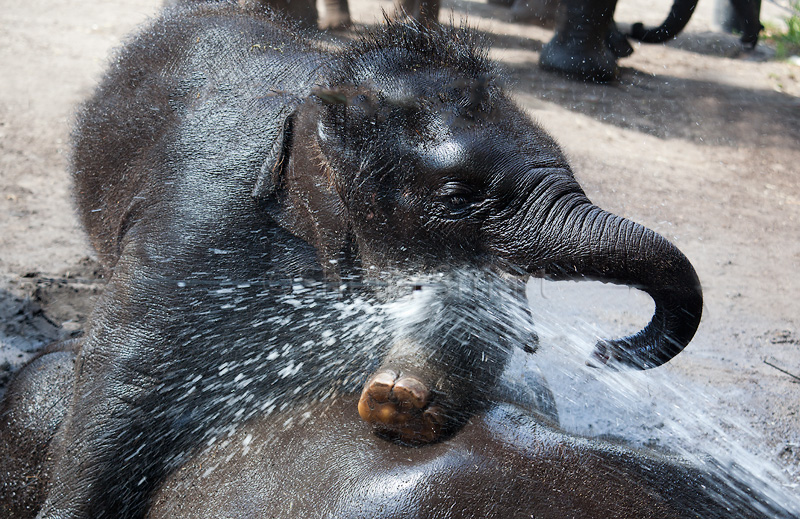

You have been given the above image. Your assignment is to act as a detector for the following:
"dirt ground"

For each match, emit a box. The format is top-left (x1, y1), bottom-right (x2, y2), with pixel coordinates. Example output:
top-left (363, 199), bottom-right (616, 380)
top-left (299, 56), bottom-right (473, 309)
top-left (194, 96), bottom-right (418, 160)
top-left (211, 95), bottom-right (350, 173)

top-left (1, 0), bottom-right (799, 496)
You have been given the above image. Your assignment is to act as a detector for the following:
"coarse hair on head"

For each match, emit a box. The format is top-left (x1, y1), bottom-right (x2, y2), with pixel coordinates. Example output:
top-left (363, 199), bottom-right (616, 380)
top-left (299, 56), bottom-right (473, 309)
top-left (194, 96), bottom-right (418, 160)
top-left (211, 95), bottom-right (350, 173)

top-left (328, 17), bottom-right (499, 89)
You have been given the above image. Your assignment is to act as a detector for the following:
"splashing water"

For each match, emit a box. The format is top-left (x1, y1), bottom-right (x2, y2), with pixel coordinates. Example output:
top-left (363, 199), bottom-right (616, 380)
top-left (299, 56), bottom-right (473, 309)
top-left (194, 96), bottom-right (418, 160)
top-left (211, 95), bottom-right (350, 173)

top-left (380, 270), bottom-right (537, 373)
top-left (525, 278), bottom-right (800, 515)
top-left (151, 268), bottom-right (799, 515)
top-left (181, 269), bottom-right (534, 461)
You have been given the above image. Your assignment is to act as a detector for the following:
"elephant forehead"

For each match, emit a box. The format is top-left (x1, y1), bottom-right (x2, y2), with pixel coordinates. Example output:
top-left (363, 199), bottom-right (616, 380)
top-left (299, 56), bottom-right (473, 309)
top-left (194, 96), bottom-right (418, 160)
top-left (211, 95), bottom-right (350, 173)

top-left (407, 121), bottom-right (532, 176)
top-left (395, 130), bottom-right (543, 191)
top-left (357, 66), bottom-right (495, 117)
top-left (409, 116), bottom-right (469, 171)
top-left (381, 71), bottom-right (473, 98)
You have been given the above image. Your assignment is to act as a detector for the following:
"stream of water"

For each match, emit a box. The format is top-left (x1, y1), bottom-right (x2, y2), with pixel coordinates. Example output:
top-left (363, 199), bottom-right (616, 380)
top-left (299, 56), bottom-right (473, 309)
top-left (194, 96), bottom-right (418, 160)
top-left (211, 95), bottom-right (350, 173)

top-left (525, 278), bottom-right (800, 515)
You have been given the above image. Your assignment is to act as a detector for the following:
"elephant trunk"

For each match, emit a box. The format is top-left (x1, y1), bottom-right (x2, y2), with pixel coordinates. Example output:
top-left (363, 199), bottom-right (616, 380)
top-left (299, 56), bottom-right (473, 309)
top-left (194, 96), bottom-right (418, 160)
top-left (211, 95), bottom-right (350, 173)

top-left (502, 195), bottom-right (703, 369)
top-left (628, 0), bottom-right (699, 44)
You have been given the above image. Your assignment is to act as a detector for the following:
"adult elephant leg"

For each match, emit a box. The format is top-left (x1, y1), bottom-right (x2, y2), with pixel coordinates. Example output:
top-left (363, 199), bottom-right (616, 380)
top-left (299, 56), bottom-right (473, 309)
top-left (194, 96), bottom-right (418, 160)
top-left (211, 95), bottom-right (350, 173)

top-left (320, 0), bottom-right (351, 30)
top-left (539, 0), bottom-right (620, 82)
top-left (728, 0), bottom-right (763, 48)
top-left (396, 0), bottom-right (440, 26)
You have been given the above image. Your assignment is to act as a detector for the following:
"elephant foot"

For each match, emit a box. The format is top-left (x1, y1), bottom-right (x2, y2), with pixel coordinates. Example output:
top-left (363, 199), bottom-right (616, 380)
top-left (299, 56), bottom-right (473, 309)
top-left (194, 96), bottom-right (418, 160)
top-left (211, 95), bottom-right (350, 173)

top-left (358, 370), bottom-right (446, 444)
top-left (320, 11), bottom-right (351, 30)
top-left (539, 38), bottom-right (618, 82)
top-left (539, 0), bottom-right (622, 83)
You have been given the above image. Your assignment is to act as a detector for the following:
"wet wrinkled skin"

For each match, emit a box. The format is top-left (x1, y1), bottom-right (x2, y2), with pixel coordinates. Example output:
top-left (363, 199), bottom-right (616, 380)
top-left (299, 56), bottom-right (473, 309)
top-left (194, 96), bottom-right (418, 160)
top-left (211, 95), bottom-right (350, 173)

top-left (0, 341), bottom-right (78, 519)
top-left (148, 396), bottom-right (791, 519)
top-left (28, 3), bottom-right (703, 517)
top-left (4, 349), bottom-right (791, 519)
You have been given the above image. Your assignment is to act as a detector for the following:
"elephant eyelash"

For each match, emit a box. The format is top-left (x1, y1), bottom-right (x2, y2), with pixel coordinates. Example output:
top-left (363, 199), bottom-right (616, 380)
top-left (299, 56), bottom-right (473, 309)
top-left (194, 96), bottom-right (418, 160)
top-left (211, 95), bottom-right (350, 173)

top-left (435, 182), bottom-right (484, 215)
top-left (437, 181), bottom-right (475, 196)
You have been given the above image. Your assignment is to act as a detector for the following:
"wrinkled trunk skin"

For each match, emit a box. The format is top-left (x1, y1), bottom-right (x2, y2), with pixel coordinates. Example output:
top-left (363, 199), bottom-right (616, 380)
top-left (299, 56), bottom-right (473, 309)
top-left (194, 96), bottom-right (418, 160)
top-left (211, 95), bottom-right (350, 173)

top-left (500, 196), bottom-right (702, 369)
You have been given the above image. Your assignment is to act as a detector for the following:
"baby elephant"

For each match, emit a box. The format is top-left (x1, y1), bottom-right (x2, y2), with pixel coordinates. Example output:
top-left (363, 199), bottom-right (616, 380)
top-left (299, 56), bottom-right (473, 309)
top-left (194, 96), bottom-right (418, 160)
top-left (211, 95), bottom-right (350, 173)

top-left (37, 3), bottom-right (702, 517)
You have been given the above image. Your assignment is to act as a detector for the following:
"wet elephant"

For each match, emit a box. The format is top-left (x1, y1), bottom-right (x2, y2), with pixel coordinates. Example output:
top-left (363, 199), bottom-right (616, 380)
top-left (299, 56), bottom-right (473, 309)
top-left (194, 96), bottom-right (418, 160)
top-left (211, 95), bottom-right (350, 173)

top-left (2, 346), bottom-right (792, 518)
top-left (31, 3), bottom-right (703, 517)
top-left (184, 0), bottom-right (754, 80)
top-left (0, 341), bottom-right (79, 519)
top-left (148, 396), bottom-right (793, 519)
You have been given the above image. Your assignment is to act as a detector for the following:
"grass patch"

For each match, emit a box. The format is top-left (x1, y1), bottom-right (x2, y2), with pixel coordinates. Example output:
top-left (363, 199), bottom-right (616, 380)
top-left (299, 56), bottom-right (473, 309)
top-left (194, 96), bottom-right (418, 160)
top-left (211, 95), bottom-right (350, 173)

top-left (763, 1), bottom-right (800, 58)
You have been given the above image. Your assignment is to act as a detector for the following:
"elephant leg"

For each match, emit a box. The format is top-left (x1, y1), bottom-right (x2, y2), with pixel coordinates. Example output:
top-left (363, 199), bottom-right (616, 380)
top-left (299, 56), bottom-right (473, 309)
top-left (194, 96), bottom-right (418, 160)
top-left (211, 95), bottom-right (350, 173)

top-left (358, 274), bottom-right (531, 444)
top-left (539, 0), bottom-right (620, 82)
top-left (320, 0), bottom-right (351, 30)
top-left (37, 321), bottom-right (239, 518)
top-left (395, 0), bottom-right (440, 27)
top-left (358, 368), bottom-right (444, 444)
top-left (358, 337), bottom-right (501, 444)
top-left (0, 339), bottom-right (80, 518)
top-left (728, 0), bottom-right (763, 48)
top-left (356, 346), bottom-right (558, 444)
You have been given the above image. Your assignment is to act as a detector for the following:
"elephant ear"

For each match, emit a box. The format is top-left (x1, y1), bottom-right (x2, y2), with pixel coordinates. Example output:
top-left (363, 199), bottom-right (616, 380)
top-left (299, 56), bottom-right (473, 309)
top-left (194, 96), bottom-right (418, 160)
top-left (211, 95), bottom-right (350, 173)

top-left (252, 108), bottom-right (295, 200)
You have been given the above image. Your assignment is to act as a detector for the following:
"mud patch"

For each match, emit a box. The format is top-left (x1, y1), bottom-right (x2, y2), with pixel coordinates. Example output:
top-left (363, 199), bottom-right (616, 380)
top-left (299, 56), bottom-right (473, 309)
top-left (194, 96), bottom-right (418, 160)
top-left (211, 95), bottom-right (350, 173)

top-left (0, 257), bottom-right (103, 395)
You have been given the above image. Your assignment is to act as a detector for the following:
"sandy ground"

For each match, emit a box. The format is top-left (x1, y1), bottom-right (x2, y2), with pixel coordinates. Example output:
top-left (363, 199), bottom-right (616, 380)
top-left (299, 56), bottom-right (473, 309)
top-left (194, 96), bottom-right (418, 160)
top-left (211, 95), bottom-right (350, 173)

top-left (1, 0), bottom-right (799, 496)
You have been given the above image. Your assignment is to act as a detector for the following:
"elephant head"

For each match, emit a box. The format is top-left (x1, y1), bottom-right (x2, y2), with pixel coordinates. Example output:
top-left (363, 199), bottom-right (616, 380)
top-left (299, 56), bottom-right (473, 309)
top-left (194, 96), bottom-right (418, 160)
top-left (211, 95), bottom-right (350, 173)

top-left (257, 23), bottom-right (702, 372)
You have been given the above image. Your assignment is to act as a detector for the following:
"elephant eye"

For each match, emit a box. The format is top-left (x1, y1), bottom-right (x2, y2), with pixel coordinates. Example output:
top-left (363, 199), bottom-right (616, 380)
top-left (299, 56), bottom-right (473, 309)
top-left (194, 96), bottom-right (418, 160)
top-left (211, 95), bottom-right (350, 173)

top-left (436, 182), bottom-right (479, 215)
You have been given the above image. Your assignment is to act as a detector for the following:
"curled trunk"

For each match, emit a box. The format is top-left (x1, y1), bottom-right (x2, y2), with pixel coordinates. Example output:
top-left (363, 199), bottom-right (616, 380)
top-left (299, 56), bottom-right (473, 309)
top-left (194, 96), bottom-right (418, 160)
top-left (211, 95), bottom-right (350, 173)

top-left (504, 197), bottom-right (703, 369)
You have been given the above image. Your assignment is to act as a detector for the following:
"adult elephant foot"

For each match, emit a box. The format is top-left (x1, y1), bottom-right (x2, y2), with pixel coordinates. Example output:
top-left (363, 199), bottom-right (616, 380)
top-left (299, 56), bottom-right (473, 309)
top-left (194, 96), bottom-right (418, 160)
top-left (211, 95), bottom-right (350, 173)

top-left (358, 369), bottom-right (446, 444)
top-left (539, 0), bottom-right (621, 82)
top-left (320, 0), bottom-right (351, 30)
top-left (394, 0), bottom-right (441, 27)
